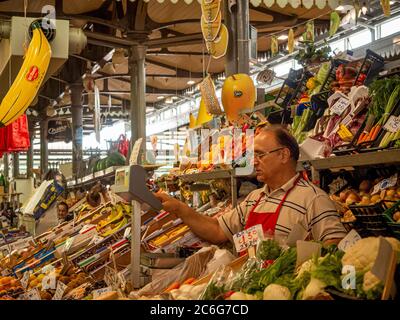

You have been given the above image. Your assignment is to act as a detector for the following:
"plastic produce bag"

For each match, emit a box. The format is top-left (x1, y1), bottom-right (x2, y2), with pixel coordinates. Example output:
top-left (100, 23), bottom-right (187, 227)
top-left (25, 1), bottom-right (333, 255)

top-left (204, 248), bottom-right (236, 275)
top-left (0, 114), bottom-right (30, 153)
top-left (5, 114), bottom-right (30, 151)
top-left (136, 246), bottom-right (216, 297)
top-left (199, 264), bottom-right (236, 300)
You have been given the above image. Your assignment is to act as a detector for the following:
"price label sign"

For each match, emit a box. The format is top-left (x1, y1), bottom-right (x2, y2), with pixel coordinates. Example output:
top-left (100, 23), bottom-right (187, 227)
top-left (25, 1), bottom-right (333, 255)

top-left (331, 97), bottom-right (350, 116)
top-left (92, 286), bottom-right (112, 299)
top-left (233, 224), bottom-right (264, 253)
top-left (52, 281), bottom-right (67, 300)
top-left (338, 229), bottom-right (361, 252)
top-left (89, 235), bottom-right (104, 246)
top-left (123, 227), bottom-right (131, 239)
top-left (63, 237), bottom-right (74, 253)
top-left (21, 271), bottom-right (31, 289)
top-left (384, 115), bottom-right (400, 133)
top-left (371, 173), bottom-right (398, 195)
top-left (25, 288), bottom-right (41, 300)
top-left (104, 266), bottom-right (120, 290)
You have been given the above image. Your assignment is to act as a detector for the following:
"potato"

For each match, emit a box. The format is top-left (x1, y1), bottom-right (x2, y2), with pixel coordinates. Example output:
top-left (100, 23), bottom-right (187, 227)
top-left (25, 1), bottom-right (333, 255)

top-left (340, 190), bottom-right (351, 202)
top-left (393, 212), bottom-right (400, 222)
top-left (386, 189), bottom-right (396, 197)
top-left (359, 180), bottom-right (372, 193)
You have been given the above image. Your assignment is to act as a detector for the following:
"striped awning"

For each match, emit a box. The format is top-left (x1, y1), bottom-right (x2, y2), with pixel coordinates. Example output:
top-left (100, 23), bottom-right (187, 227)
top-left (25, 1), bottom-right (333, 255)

top-left (139, 0), bottom-right (340, 10)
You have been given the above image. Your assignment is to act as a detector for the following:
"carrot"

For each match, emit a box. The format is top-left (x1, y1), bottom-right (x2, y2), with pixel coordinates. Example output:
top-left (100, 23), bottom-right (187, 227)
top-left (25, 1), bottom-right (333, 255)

top-left (182, 277), bottom-right (196, 285)
top-left (357, 132), bottom-right (366, 144)
top-left (164, 282), bottom-right (180, 292)
top-left (370, 125), bottom-right (381, 141)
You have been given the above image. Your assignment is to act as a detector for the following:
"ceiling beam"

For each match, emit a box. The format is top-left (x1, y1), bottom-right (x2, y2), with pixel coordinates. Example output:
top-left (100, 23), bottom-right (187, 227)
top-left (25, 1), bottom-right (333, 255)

top-left (144, 32), bottom-right (204, 49)
top-left (146, 57), bottom-right (204, 78)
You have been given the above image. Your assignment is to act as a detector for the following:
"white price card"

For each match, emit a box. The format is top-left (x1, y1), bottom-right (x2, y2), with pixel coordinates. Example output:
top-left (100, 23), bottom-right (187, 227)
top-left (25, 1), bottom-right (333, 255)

top-left (52, 281), bottom-right (67, 300)
top-left (92, 286), bottom-right (112, 299)
top-left (21, 271), bottom-right (31, 289)
top-left (383, 115), bottom-right (400, 133)
top-left (338, 229), bottom-right (361, 252)
top-left (25, 288), bottom-right (41, 300)
top-left (123, 227), bottom-right (131, 239)
top-left (233, 224), bottom-right (264, 253)
top-left (371, 174), bottom-right (398, 195)
top-left (129, 138), bottom-right (143, 165)
top-left (331, 97), bottom-right (350, 116)
top-left (1, 269), bottom-right (11, 276)
top-left (63, 237), bottom-right (74, 253)
top-left (104, 266), bottom-right (120, 290)
top-left (89, 235), bottom-right (104, 246)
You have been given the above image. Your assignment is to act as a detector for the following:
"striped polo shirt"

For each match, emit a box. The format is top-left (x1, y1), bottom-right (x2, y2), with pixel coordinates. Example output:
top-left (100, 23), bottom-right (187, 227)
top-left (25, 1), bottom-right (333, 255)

top-left (217, 173), bottom-right (348, 243)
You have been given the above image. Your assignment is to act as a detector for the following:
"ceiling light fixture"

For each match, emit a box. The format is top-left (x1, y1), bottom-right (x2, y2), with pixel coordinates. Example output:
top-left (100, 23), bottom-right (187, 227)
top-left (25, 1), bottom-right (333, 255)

top-left (277, 34), bottom-right (288, 40)
top-left (157, 95), bottom-right (165, 100)
top-left (187, 80), bottom-right (195, 85)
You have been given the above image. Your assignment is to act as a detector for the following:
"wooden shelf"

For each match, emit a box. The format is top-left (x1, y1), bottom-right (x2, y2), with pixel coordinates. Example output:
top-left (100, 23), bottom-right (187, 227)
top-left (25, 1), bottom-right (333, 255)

top-left (305, 149), bottom-right (400, 171)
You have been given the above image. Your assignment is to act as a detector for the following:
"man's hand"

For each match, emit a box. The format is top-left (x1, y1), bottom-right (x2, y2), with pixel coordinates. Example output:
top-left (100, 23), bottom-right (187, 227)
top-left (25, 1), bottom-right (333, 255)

top-left (154, 192), bottom-right (188, 217)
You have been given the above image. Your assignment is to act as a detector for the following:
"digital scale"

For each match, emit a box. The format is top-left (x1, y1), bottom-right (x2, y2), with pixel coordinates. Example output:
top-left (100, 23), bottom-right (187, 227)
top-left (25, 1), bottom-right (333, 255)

top-left (113, 165), bottom-right (162, 289)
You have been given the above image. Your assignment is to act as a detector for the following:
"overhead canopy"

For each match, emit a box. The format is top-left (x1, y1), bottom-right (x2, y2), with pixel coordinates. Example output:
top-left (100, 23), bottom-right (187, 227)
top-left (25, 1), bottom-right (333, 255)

top-left (0, 0), bottom-right (394, 131)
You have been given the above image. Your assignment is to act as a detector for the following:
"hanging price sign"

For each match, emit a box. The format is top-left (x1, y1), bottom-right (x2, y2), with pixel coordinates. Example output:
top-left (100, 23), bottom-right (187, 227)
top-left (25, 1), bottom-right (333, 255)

top-left (383, 115), bottom-right (400, 133)
top-left (331, 97), bottom-right (350, 116)
top-left (52, 281), bottom-right (67, 300)
top-left (233, 224), bottom-right (264, 253)
top-left (21, 271), bottom-right (31, 289)
top-left (338, 229), bottom-right (362, 252)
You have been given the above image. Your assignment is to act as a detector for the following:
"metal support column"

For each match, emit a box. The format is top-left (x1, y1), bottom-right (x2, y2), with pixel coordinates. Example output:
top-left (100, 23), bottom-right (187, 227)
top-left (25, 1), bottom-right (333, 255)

top-left (3, 153), bottom-right (9, 181)
top-left (12, 153), bottom-right (19, 178)
top-left (237, 0), bottom-right (250, 74)
top-left (26, 121), bottom-right (35, 178)
top-left (40, 119), bottom-right (49, 179)
top-left (129, 45), bottom-right (147, 163)
top-left (131, 200), bottom-right (141, 289)
top-left (224, 0), bottom-right (238, 76)
top-left (71, 83), bottom-right (84, 179)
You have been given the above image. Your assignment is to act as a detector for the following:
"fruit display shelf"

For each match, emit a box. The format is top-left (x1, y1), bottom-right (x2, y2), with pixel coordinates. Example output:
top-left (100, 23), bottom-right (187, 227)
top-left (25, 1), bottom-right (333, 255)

top-left (66, 164), bottom-right (166, 189)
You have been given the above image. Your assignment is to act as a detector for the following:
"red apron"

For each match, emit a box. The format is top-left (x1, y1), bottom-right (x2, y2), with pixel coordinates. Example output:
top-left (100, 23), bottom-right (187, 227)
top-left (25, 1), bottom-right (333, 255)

top-left (244, 176), bottom-right (301, 235)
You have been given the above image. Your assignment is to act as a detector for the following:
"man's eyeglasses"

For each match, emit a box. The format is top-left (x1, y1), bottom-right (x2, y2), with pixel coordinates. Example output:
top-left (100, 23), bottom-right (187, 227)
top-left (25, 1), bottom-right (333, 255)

top-left (254, 147), bottom-right (285, 159)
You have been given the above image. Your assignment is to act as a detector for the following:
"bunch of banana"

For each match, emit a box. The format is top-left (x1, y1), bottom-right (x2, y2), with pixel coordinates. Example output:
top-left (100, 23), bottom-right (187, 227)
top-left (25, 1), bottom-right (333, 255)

top-left (100, 217), bottom-right (128, 237)
top-left (0, 21), bottom-right (52, 127)
top-left (337, 124), bottom-right (353, 142)
top-left (150, 225), bottom-right (189, 248)
top-left (201, 0), bottom-right (228, 59)
top-left (97, 205), bottom-right (124, 230)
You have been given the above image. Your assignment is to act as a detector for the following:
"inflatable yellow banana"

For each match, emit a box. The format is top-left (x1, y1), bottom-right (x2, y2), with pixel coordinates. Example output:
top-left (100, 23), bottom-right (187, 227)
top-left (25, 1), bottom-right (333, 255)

top-left (0, 21), bottom-right (52, 127)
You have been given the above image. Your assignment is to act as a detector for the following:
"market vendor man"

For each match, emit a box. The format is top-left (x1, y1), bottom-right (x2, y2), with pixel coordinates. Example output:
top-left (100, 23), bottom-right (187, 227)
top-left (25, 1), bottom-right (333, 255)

top-left (155, 125), bottom-right (348, 246)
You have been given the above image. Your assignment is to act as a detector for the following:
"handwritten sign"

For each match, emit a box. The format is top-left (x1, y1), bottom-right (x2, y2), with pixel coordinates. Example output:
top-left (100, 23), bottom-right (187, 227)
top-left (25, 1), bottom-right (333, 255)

top-left (52, 281), bottom-right (67, 300)
top-left (331, 97), bottom-right (350, 116)
top-left (21, 271), bottom-right (31, 289)
top-left (233, 224), bottom-right (264, 253)
top-left (25, 288), bottom-right (41, 300)
top-left (371, 174), bottom-right (398, 195)
top-left (129, 138), bottom-right (143, 165)
top-left (123, 227), bottom-right (131, 239)
top-left (63, 237), bottom-right (74, 253)
top-left (89, 235), bottom-right (104, 246)
top-left (92, 286), bottom-right (113, 299)
top-left (104, 266), bottom-right (120, 290)
top-left (338, 229), bottom-right (361, 252)
top-left (383, 115), bottom-right (400, 133)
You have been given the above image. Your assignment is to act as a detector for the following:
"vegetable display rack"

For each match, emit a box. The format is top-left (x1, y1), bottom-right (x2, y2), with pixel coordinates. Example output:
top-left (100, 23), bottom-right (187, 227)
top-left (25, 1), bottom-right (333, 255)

top-left (353, 49), bottom-right (385, 87)
top-left (274, 68), bottom-right (312, 123)
top-left (348, 200), bottom-right (400, 240)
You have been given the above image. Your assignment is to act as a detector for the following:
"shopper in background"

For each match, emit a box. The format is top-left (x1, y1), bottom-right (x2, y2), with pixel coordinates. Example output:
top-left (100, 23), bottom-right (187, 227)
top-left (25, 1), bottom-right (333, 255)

top-left (57, 201), bottom-right (73, 223)
top-left (155, 125), bottom-right (347, 246)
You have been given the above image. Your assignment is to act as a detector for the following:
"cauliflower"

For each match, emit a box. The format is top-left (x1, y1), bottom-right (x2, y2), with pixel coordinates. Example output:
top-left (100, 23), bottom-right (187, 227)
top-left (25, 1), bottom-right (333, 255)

top-left (363, 271), bottom-right (381, 292)
top-left (342, 237), bottom-right (400, 273)
top-left (263, 284), bottom-right (291, 300)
